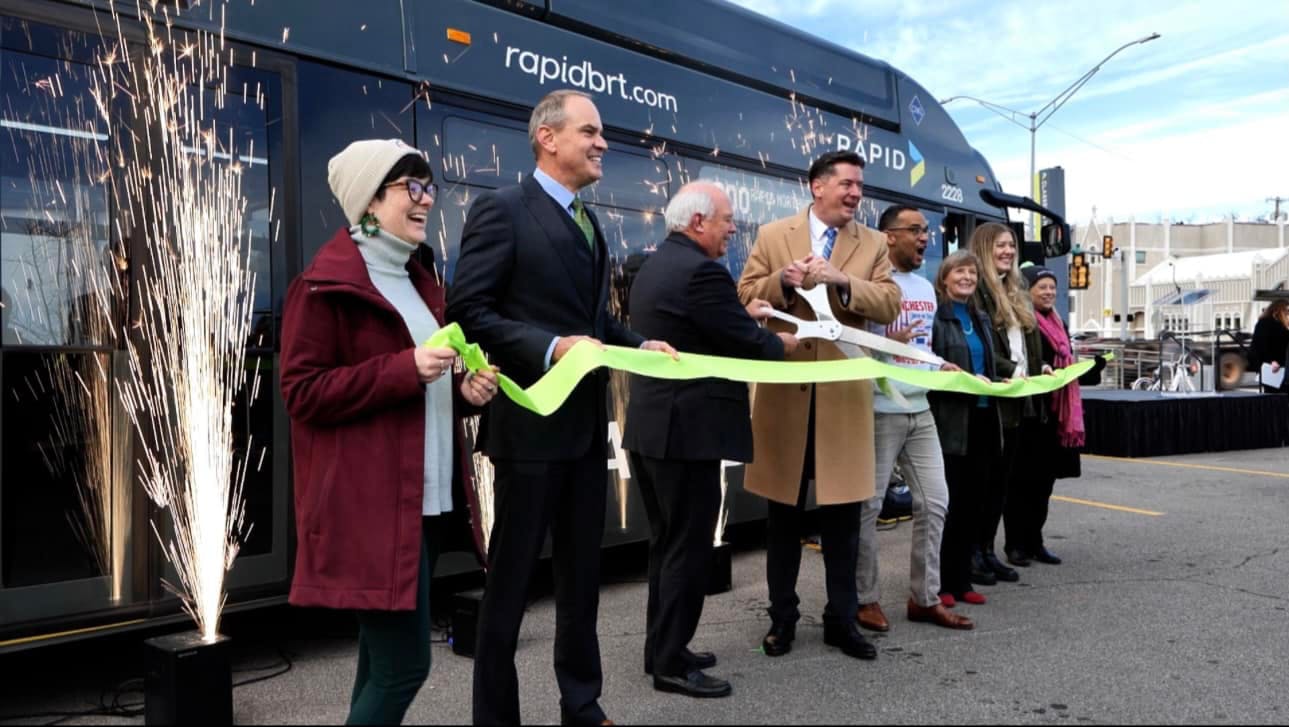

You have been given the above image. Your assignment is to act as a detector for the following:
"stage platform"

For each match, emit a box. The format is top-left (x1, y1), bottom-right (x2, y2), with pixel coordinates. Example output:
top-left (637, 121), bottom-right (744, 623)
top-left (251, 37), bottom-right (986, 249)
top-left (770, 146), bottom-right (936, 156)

top-left (1082, 389), bottom-right (1289, 458)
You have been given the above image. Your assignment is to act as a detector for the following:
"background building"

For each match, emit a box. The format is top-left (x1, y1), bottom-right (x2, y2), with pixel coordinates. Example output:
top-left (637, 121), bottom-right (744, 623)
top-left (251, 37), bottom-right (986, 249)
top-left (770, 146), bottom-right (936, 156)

top-left (1069, 218), bottom-right (1289, 337)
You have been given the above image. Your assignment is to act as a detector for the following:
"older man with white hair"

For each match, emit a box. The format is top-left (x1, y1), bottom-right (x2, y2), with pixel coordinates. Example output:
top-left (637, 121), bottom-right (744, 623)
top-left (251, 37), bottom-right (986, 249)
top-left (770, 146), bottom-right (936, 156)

top-left (623, 182), bottom-right (797, 699)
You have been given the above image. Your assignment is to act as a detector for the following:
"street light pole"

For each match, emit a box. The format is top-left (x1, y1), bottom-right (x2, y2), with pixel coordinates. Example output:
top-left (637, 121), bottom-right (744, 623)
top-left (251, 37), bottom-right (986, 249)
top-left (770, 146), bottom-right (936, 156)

top-left (941, 32), bottom-right (1160, 236)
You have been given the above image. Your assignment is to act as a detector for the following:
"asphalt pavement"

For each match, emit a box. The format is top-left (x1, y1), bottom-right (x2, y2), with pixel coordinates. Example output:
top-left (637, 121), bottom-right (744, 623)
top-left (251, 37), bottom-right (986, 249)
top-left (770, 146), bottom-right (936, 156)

top-left (3, 446), bottom-right (1287, 724)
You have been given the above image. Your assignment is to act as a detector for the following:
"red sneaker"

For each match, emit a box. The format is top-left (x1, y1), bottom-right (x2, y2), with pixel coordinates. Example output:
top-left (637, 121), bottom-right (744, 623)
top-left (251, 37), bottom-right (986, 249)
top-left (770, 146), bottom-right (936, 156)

top-left (939, 593), bottom-right (956, 608)
top-left (957, 591), bottom-right (987, 605)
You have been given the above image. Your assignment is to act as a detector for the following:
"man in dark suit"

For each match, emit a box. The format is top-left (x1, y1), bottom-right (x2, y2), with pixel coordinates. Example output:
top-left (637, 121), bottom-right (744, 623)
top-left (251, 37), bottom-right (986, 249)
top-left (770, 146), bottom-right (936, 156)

top-left (624, 182), bottom-right (797, 699)
top-left (446, 89), bottom-right (675, 726)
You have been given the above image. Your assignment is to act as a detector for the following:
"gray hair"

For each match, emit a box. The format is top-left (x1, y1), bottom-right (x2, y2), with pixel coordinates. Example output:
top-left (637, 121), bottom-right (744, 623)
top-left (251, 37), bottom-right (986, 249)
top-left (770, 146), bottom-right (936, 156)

top-left (664, 184), bottom-right (719, 232)
top-left (528, 89), bottom-right (592, 157)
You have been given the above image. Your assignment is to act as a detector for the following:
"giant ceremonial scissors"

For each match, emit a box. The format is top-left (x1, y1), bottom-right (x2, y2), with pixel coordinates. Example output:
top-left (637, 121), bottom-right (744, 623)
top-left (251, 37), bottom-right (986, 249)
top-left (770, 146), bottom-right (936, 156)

top-left (759, 284), bottom-right (946, 367)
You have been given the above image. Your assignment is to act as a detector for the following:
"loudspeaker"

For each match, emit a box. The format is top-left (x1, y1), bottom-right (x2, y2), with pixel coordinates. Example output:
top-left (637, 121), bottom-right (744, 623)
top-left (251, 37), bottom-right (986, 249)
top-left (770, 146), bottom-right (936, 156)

top-left (144, 631), bottom-right (233, 725)
top-left (450, 589), bottom-right (484, 658)
top-left (706, 542), bottom-right (732, 595)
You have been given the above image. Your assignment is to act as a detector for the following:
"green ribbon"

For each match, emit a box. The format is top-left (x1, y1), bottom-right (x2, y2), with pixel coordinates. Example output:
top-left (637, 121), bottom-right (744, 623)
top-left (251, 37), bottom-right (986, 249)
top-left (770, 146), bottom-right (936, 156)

top-left (428, 323), bottom-right (1107, 417)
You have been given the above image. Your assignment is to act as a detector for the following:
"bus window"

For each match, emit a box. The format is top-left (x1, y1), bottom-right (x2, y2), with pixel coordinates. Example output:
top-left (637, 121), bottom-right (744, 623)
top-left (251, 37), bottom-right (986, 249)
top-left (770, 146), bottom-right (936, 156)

top-left (920, 209), bottom-right (947, 282)
top-left (441, 116), bottom-right (530, 188)
top-left (583, 152), bottom-right (670, 213)
top-left (0, 36), bottom-right (131, 611)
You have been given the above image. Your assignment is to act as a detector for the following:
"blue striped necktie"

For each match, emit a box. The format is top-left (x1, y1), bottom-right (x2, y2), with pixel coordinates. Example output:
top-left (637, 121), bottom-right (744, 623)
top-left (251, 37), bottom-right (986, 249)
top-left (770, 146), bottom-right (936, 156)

top-left (823, 227), bottom-right (838, 260)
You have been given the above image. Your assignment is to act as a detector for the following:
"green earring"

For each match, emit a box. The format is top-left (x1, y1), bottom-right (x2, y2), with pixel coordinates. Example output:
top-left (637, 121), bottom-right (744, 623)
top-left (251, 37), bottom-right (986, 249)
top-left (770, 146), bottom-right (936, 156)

top-left (360, 212), bottom-right (380, 236)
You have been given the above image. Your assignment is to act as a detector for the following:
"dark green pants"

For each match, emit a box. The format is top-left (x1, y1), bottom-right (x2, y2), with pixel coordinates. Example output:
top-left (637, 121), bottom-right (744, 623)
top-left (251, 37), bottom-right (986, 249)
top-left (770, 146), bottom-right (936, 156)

top-left (347, 516), bottom-right (442, 726)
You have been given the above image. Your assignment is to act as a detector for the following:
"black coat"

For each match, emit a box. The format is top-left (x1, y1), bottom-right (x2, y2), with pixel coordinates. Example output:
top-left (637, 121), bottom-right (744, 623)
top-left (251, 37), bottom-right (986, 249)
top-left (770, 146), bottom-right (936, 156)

top-left (446, 175), bottom-right (644, 460)
top-left (1250, 316), bottom-right (1289, 393)
top-left (929, 299), bottom-right (1002, 457)
top-left (623, 233), bottom-right (784, 461)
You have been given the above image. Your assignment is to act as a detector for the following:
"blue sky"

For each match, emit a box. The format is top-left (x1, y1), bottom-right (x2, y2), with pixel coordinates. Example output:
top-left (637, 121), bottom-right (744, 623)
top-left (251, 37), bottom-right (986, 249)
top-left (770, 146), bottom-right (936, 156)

top-left (729, 0), bottom-right (1289, 226)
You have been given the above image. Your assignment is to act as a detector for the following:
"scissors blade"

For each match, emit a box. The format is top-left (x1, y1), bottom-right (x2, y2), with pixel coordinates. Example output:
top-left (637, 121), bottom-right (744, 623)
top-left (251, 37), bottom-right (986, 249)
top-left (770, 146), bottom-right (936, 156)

top-left (762, 307), bottom-right (841, 341)
top-left (834, 326), bottom-right (945, 366)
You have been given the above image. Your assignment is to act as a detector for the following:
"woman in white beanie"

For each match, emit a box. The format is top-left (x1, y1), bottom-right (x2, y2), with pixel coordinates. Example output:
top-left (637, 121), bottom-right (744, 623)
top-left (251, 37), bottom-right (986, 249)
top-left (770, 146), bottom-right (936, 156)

top-left (280, 139), bottom-right (499, 724)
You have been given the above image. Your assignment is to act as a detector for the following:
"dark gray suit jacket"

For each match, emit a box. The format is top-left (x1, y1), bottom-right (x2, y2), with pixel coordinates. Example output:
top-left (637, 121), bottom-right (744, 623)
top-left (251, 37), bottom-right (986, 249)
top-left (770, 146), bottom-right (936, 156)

top-left (622, 232), bottom-right (784, 462)
top-left (447, 174), bottom-right (643, 460)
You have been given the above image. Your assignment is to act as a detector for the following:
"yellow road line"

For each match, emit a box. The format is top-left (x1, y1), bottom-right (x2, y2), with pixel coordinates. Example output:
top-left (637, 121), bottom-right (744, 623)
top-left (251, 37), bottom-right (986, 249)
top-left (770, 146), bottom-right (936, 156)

top-left (1086, 454), bottom-right (1289, 480)
top-left (1051, 495), bottom-right (1164, 517)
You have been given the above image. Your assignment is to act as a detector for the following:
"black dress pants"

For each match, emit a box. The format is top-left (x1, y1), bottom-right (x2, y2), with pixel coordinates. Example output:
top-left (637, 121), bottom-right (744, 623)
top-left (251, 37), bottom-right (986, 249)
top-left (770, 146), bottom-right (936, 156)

top-left (765, 390), bottom-right (862, 628)
top-left (472, 455), bottom-right (607, 726)
top-left (940, 406), bottom-right (1000, 595)
top-left (632, 453), bottom-right (722, 677)
top-left (1004, 421), bottom-right (1058, 555)
top-left (979, 425), bottom-right (1019, 553)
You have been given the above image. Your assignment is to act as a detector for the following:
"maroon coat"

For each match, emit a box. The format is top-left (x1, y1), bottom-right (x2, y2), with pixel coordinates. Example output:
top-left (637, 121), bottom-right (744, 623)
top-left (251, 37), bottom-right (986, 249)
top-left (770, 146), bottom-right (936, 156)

top-left (281, 227), bottom-right (479, 611)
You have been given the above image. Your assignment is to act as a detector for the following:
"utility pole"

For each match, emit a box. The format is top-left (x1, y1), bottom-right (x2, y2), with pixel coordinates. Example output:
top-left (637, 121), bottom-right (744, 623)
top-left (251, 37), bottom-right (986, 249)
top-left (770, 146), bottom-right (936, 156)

top-left (1268, 196), bottom-right (1288, 221)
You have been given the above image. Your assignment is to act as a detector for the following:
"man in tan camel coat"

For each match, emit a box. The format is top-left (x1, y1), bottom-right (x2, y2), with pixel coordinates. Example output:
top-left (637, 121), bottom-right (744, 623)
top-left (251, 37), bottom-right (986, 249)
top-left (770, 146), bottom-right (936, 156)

top-left (737, 150), bottom-right (900, 661)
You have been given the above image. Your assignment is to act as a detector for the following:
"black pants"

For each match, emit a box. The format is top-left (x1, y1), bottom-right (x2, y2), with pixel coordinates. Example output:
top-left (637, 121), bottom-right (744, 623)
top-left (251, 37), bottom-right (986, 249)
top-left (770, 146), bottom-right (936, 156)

top-left (472, 455), bottom-right (607, 726)
top-left (1004, 423), bottom-right (1057, 555)
top-left (979, 425), bottom-right (1020, 553)
top-left (940, 406), bottom-right (1000, 595)
top-left (632, 454), bottom-right (721, 678)
top-left (765, 393), bottom-right (862, 628)
top-left (348, 517), bottom-right (441, 726)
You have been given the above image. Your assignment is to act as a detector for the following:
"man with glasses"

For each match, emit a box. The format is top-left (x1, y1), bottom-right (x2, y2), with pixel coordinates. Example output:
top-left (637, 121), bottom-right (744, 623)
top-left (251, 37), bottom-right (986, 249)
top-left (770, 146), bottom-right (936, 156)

top-left (856, 205), bottom-right (974, 632)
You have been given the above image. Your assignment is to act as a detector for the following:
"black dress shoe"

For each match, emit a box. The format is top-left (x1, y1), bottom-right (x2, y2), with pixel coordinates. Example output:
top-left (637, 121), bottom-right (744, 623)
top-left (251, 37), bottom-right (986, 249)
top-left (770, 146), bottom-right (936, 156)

top-left (982, 551), bottom-right (1020, 582)
top-left (1004, 547), bottom-right (1033, 567)
top-left (969, 552), bottom-right (998, 586)
top-left (653, 669), bottom-right (732, 699)
top-left (761, 621), bottom-right (795, 657)
top-left (822, 622), bottom-right (877, 660)
top-left (1033, 547), bottom-right (1062, 565)
top-left (645, 648), bottom-right (718, 675)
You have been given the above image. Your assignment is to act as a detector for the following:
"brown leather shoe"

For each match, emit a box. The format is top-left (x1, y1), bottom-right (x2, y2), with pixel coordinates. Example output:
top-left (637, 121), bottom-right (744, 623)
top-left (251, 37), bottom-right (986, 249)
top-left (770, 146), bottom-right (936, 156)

top-left (907, 598), bottom-right (974, 630)
top-left (856, 602), bottom-right (890, 632)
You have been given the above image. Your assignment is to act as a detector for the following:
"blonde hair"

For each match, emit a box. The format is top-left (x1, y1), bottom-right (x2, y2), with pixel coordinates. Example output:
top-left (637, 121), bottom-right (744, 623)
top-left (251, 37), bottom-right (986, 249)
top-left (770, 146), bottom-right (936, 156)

top-left (935, 250), bottom-right (981, 303)
top-left (969, 222), bottom-right (1036, 331)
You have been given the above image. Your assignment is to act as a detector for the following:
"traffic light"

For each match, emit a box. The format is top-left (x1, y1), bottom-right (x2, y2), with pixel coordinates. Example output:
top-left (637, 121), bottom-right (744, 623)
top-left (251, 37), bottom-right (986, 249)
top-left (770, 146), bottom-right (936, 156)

top-left (1069, 251), bottom-right (1090, 290)
top-left (1102, 234), bottom-right (1115, 259)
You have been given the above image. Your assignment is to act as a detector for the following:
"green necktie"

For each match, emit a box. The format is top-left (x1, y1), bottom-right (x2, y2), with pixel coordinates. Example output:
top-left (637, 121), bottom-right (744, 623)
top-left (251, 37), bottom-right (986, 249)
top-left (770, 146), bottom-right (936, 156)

top-left (571, 198), bottom-right (595, 250)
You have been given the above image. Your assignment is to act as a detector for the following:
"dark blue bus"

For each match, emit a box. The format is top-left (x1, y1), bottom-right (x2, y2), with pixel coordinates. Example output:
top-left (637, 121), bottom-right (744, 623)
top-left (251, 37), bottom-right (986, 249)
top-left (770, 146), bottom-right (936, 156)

top-left (0, 0), bottom-right (1069, 650)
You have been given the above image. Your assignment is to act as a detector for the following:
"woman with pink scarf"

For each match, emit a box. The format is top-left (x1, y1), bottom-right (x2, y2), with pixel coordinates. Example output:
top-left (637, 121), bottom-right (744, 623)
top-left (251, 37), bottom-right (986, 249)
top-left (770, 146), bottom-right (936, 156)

top-left (1007, 265), bottom-right (1107, 566)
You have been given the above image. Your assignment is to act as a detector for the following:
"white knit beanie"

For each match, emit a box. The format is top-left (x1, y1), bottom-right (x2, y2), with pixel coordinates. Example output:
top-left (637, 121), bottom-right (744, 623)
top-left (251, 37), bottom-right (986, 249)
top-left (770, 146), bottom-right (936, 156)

top-left (327, 138), bottom-right (425, 226)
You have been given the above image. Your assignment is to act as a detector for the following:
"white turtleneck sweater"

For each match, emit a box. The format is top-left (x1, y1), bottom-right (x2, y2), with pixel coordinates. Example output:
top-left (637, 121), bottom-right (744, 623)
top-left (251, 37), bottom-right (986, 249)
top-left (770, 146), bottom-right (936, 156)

top-left (352, 227), bottom-right (453, 517)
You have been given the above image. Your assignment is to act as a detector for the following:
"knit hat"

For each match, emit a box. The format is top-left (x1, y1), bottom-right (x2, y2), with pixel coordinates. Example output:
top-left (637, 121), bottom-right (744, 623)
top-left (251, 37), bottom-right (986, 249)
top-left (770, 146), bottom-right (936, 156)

top-left (1022, 264), bottom-right (1057, 288)
top-left (327, 138), bottom-right (426, 226)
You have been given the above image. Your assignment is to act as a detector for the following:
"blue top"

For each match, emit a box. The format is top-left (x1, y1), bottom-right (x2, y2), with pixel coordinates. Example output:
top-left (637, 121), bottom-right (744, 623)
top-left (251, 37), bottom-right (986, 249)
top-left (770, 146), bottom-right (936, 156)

top-left (953, 301), bottom-right (988, 408)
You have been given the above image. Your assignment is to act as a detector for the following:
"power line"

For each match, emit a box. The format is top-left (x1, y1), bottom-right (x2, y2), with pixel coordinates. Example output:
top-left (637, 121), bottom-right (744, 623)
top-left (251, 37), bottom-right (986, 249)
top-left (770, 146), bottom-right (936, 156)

top-left (1267, 196), bottom-right (1287, 221)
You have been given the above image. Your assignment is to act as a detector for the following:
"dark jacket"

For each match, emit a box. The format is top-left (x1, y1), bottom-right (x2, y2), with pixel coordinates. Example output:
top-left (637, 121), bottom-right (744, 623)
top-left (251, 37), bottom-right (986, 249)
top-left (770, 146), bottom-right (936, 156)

top-left (1250, 316), bottom-right (1289, 393)
top-left (1031, 311), bottom-right (1108, 479)
top-left (446, 175), bottom-right (644, 460)
top-left (280, 228), bottom-right (478, 612)
top-left (974, 281), bottom-right (1044, 427)
top-left (929, 298), bottom-right (1002, 456)
top-left (622, 233), bottom-right (785, 461)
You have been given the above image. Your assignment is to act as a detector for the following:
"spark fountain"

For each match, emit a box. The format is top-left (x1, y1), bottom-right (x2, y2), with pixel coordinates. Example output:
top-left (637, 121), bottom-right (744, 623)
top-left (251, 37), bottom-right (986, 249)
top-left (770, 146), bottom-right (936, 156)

top-left (83, 1), bottom-right (260, 722)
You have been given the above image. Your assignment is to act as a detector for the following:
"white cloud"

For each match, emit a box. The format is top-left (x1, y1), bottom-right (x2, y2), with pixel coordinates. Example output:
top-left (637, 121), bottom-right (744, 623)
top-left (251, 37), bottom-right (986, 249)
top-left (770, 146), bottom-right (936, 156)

top-left (729, 0), bottom-right (1289, 224)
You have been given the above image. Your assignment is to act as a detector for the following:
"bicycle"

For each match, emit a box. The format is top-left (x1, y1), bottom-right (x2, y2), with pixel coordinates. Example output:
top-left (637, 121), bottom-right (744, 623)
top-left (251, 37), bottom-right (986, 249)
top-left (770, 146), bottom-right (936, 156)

top-left (1131, 331), bottom-right (1203, 393)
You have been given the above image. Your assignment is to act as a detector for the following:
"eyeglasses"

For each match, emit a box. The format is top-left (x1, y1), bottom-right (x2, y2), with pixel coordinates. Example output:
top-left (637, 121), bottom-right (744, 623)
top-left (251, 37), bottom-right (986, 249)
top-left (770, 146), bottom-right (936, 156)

top-left (384, 179), bottom-right (438, 205)
top-left (887, 225), bottom-right (930, 235)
